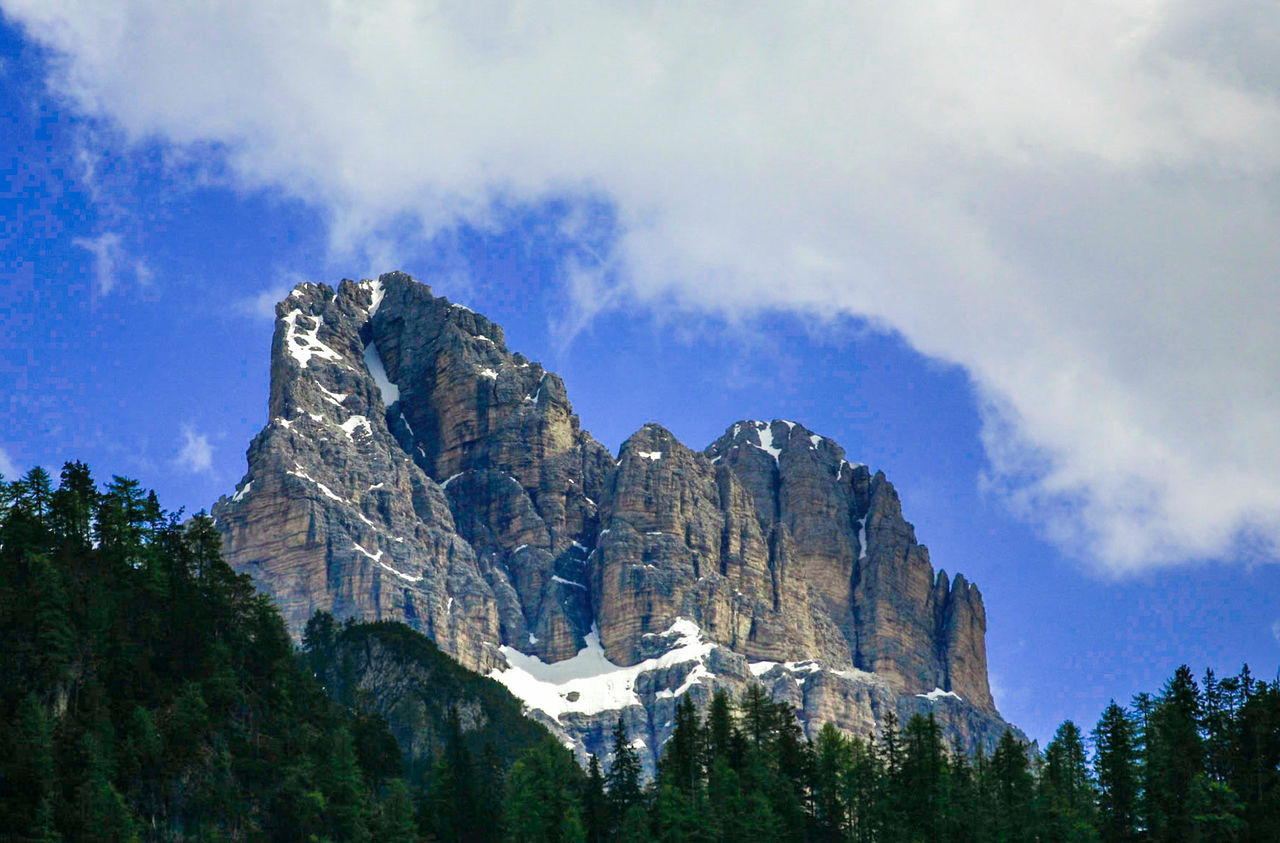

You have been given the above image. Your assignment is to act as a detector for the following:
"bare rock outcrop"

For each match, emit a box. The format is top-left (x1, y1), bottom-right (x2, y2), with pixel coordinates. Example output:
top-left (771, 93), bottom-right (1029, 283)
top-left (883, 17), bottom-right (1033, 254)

top-left (212, 272), bottom-right (1014, 771)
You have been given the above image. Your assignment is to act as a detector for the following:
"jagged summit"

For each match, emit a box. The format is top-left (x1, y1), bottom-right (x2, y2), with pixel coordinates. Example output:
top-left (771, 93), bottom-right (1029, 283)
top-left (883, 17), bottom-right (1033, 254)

top-left (213, 271), bottom-right (1014, 769)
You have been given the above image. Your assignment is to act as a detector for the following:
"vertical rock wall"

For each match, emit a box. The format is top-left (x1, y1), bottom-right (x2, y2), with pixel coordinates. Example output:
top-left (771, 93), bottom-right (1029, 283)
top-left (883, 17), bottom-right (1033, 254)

top-left (213, 272), bottom-right (1005, 765)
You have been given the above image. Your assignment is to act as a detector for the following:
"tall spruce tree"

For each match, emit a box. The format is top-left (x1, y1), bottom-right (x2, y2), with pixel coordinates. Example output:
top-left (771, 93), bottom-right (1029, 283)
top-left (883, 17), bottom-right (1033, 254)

top-left (1094, 700), bottom-right (1139, 843)
top-left (901, 713), bottom-right (951, 840)
top-left (430, 706), bottom-right (482, 842)
top-left (605, 718), bottom-right (644, 831)
top-left (1041, 720), bottom-right (1097, 841)
top-left (1145, 665), bottom-right (1202, 841)
top-left (812, 722), bottom-right (852, 841)
top-left (991, 730), bottom-right (1036, 843)
top-left (506, 737), bottom-right (586, 843)
top-left (582, 755), bottom-right (608, 843)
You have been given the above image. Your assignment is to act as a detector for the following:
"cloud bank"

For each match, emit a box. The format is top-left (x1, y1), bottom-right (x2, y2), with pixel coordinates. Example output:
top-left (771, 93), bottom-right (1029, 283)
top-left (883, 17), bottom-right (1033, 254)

top-left (9, 0), bottom-right (1280, 571)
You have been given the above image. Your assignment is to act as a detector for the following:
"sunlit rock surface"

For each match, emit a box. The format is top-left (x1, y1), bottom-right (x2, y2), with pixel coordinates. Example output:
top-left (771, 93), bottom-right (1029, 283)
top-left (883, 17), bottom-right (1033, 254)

top-left (213, 272), bottom-right (1019, 772)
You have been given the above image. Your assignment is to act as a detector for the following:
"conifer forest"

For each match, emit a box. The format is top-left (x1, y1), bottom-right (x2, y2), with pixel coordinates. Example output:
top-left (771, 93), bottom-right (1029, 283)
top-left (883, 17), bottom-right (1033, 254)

top-left (1, 464), bottom-right (1277, 841)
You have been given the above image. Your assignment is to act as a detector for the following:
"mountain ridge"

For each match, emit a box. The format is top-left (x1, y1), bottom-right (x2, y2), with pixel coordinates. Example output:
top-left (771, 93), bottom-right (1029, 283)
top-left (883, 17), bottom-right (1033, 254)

top-left (212, 271), bottom-right (1017, 767)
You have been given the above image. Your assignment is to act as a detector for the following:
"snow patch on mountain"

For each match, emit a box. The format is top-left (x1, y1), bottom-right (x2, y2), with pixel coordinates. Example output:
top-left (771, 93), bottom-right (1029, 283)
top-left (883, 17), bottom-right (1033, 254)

top-left (363, 341), bottom-right (400, 405)
top-left (489, 618), bottom-right (715, 719)
top-left (281, 310), bottom-right (343, 369)
top-left (752, 421), bottom-right (782, 462)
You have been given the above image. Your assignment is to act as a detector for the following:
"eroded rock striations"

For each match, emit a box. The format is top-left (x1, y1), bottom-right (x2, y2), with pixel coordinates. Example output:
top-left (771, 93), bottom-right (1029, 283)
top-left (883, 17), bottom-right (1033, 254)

top-left (213, 272), bottom-right (1017, 773)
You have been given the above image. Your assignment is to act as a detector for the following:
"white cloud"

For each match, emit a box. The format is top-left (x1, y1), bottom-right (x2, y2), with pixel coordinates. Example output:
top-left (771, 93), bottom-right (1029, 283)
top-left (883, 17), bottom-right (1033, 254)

top-left (0, 445), bottom-right (18, 481)
top-left (1272, 621), bottom-right (1280, 645)
top-left (9, 0), bottom-right (1280, 571)
top-left (176, 426), bottom-right (213, 474)
top-left (73, 231), bottom-right (151, 295)
top-left (234, 272), bottom-right (311, 320)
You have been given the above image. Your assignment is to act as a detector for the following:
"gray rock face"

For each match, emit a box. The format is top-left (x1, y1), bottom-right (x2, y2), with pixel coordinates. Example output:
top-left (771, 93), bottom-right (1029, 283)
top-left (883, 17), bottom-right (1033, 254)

top-left (213, 272), bottom-right (1015, 770)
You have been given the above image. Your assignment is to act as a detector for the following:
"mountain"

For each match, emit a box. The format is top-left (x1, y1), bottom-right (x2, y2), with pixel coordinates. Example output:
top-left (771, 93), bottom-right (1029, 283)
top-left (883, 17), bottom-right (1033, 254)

top-left (212, 272), bottom-right (1020, 771)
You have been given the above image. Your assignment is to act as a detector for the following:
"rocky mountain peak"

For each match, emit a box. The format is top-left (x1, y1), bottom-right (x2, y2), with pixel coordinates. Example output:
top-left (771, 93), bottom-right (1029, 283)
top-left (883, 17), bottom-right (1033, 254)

top-left (214, 271), bottom-right (1013, 770)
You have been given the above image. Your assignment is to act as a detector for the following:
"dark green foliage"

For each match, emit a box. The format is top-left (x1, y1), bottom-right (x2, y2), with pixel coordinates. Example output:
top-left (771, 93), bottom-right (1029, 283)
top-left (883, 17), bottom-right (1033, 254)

top-left (900, 713), bottom-right (951, 840)
top-left (1040, 720), bottom-right (1097, 841)
top-left (631, 669), bottom-right (1275, 842)
top-left (1144, 665), bottom-right (1203, 840)
top-left (505, 737), bottom-right (586, 842)
top-left (606, 718), bottom-right (644, 828)
top-left (306, 616), bottom-right (555, 781)
top-left (3, 463), bottom-right (1278, 841)
top-left (991, 729), bottom-right (1036, 842)
top-left (426, 706), bottom-right (487, 842)
top-left (373, 778), bottom-right (420, 843)
top-left (1094, 701), bottom-right (1140, 842)
top-left (582, 754), bottom-right (608, 843)
top-left (0, 464), bottom-right (412, 842)
top-left (1233, 679), bottom-right (1280, 839)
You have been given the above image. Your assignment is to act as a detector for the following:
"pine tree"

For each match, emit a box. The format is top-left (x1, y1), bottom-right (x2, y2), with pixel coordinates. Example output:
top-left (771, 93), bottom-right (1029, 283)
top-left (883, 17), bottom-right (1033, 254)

top-left (582, 755), bottom-right (608, 843)
top-left (901, 713), bottom-right (951, 840)
top-left (371, 778), bottom-right (419, 843)
top-left (606, 717), bottom-right (643, 827)
top-left (3, 693), bottom-right (61, 841)
top-left (991, 730), bottom-right (1036, 843)
top-left (94, 476), bottom-right (147, 569)
top-left (17, 467), bottom-right (54, 519)
top-left (740, 684), bottom-right (774, 749)
top-left (430, 706), bottom-right (480, 842)
top-left (49, 461), bottom-right (95, 548)
top-left (0, 465), bottom-right (416, 841)
top-left (303, 609), bottom-right (339, 675)
top-left (28, 553), bottom-right (74, 688)
top-left (476, 740), bottom-right (506, 842)
top-left (322, 726), bottom-right (372, 842)
top-left (1146, 665), bottom-right (1202, 841)
top-left (1201, 669), bottom-right (1234, 784)
top-left (705, 689), bottom-right (734, 769)
top-left (948, 736), bottom-right (983, 843)
top-left (1041, 720), bottom-right (1097, 841)
top-left (72, 732), bottom-right (138, 843)
top-left (1232, 676), bottom-right (1280, 839)
top-left (876, 710), bottom-right (905, 840)
top-left (653, 778), bottom-right (713, 842)
top-left (1093, 701), bottom-right (1139, 843)
top-left (506, 737), bottom-right (585, 843)
top-left (660, 694), bottom-right (704, 795)
top-left (811, 722), bottom-right (852, 841)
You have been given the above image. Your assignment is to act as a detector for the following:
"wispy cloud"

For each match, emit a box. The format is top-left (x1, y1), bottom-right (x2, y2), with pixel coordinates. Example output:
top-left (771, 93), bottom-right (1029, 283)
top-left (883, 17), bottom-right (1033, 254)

top-left (234, 272), bottom-right (310, 320)
top-left (73, 231), bottom-right (151, 295)
top-left (0, 445), bottom-right (18, 480)
top-left (175, 425), bottom-right (213, 474)
top-left (11, 1), bottom-right (1280, 571)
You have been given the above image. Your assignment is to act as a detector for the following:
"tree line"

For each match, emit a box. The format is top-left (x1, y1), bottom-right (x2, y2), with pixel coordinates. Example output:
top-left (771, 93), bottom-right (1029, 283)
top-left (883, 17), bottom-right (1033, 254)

top-left (1, 464), bottom-right (1277, 841)
top-left (455, 658), bottom-right (1276, 843)
top-left (0, 464), bottom-right (417, 841)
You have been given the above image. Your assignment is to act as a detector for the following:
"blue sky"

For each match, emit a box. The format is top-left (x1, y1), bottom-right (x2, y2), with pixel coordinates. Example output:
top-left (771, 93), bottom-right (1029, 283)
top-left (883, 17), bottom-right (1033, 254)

top-left (3, 5), bottom-right (1278, 745)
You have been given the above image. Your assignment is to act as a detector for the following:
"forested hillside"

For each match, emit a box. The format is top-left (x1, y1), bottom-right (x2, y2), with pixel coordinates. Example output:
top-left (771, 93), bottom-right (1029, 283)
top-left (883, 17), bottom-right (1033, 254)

top-left (302, 616), bottom-right (557, 781)
top-left (1, 464), bottom-right (1277, 841)
top-left (0, 463), bottom-right (425, 840)
top-left (485, 664), bottom-right (1279, 842)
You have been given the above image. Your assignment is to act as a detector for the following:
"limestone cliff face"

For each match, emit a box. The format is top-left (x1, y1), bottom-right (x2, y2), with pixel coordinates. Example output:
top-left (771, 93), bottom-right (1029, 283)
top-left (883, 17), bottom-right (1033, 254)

top-left (215, 280), bottom-right (503, 671)
top-left (213, 272), bottom-right (1011, 768)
